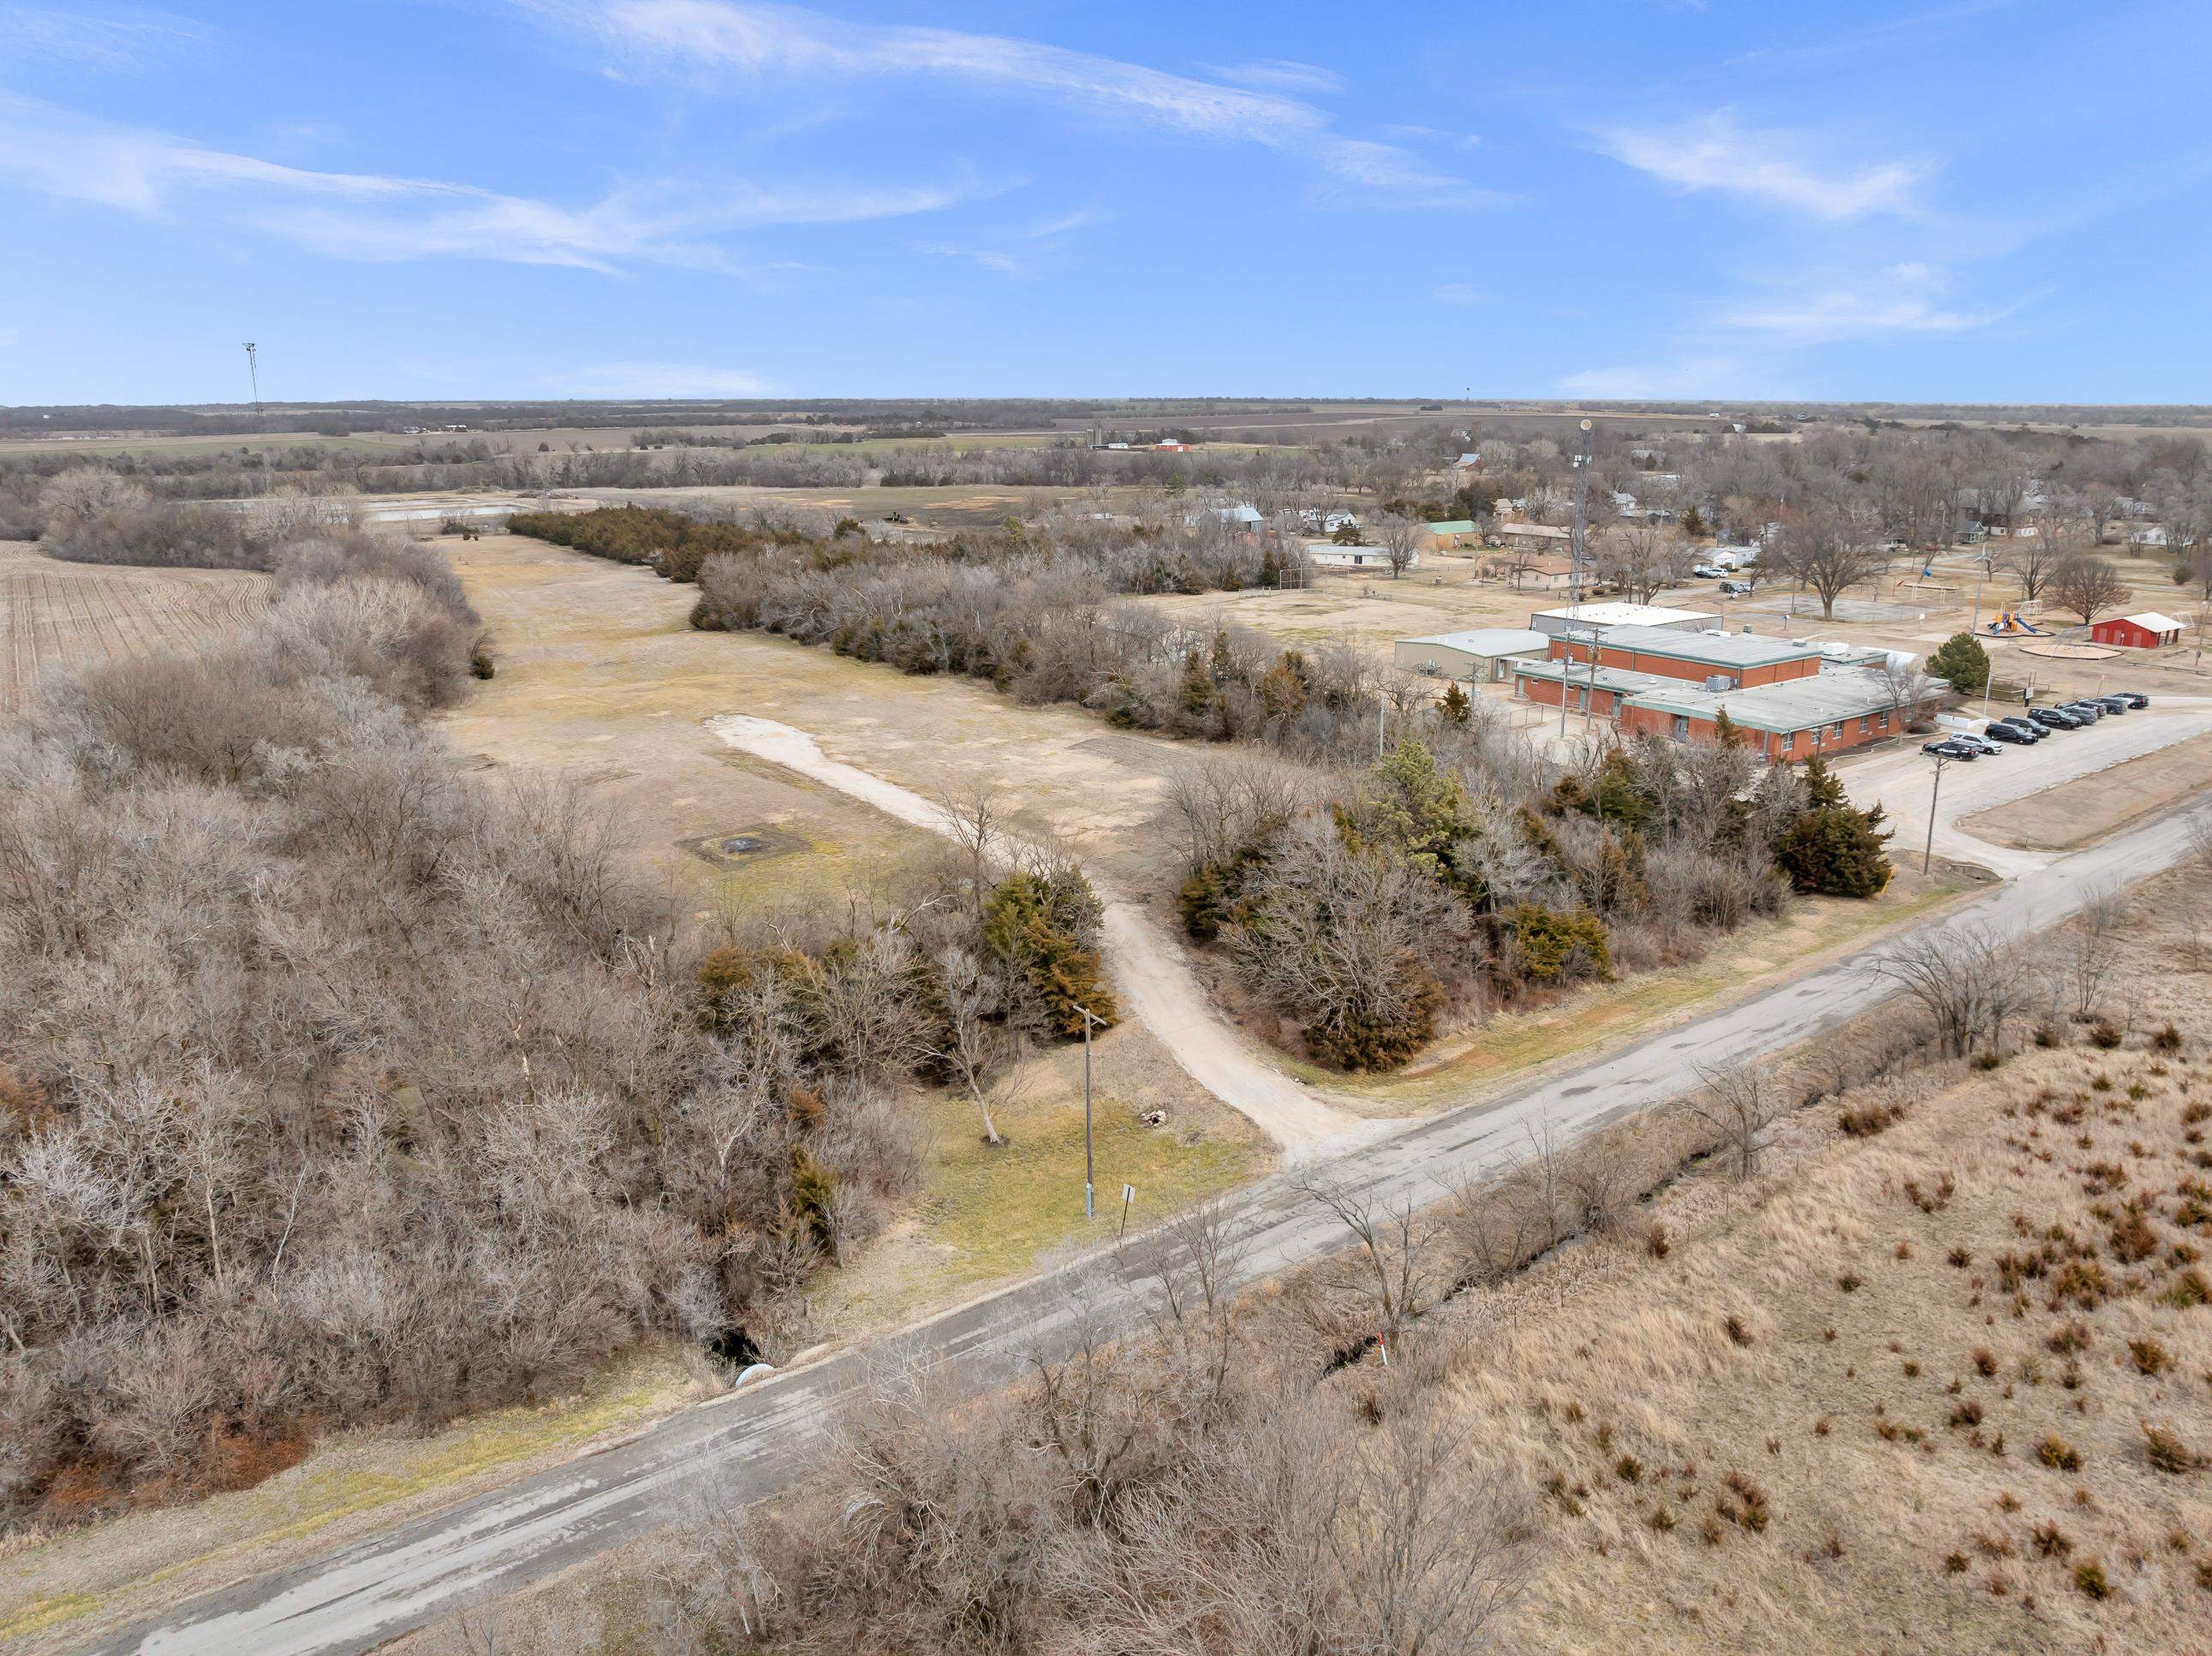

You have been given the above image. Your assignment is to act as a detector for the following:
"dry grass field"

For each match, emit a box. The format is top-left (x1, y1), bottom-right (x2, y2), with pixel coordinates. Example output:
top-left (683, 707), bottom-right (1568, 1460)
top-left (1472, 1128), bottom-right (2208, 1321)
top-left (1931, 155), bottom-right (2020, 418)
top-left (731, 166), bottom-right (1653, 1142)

top-left (1432, 867), bottom-right (2212, 1654)
top-left (1961, 732), bottom-right (2212, 853)
top-left (0, 540), bottom-right (271, 714)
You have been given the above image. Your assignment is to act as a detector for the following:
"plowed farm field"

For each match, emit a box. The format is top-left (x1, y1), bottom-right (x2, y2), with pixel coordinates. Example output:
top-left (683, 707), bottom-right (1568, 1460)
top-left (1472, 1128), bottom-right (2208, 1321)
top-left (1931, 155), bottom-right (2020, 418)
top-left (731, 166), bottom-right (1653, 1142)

top-left (1, 543), bottom-right (272, 713)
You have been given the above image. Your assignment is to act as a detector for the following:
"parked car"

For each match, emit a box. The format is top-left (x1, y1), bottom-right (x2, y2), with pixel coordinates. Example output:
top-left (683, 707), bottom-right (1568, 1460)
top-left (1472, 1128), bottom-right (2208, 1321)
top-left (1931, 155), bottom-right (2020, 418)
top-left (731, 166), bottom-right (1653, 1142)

top-left (1718, 578), bottom-right (1756, 596)
top-left (1980, 720), bottom-right (2033, 745)
top-left (2060, 700), bottom-right (2103, 722)
top-left (2026, 707), bottom-right (2081, 730)
top-left (1995, 714), bottom-right (2042, 736)
top-left (1923, 738), bottom-right (1980, 760)
top-left (2090, 694), bottom-right (2129, 715)
top-left (1947, 732), bottom-right (2005, 755)
top-left (2117, 690), bottom-right (2149, 709)
top-left (1690, 563), bottom-right (1727, 579)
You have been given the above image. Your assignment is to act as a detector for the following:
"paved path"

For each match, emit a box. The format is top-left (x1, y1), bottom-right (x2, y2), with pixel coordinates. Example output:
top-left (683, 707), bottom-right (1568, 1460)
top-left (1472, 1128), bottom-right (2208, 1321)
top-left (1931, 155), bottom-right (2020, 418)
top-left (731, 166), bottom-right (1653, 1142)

top-left (707, 713), bottom-right (1363, 1151)
top-left (83, 788), bottom-right (2212, 1656)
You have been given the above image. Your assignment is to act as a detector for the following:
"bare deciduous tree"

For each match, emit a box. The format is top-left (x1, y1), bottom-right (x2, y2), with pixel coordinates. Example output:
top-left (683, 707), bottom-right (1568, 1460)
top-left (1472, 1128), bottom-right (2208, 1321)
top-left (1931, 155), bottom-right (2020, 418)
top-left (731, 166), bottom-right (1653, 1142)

top-left (1684, 1060), bottom-right (1782, 1180)
top-left (2066, 883), bottom-right (2129, 1021)
top-left (1779, 504), bottom-right (1890, 620)
top-left (2049, 553), bottom-right (2132, 625)
top-left (1868, 921), bottom-right (2036, 1058)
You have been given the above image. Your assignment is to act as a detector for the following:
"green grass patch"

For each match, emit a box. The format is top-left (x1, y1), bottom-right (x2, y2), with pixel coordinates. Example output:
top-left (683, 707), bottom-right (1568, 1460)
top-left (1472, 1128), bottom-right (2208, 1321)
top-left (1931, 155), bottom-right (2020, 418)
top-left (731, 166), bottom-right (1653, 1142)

top-left (921, 1099), bottom-right (1266, 1281)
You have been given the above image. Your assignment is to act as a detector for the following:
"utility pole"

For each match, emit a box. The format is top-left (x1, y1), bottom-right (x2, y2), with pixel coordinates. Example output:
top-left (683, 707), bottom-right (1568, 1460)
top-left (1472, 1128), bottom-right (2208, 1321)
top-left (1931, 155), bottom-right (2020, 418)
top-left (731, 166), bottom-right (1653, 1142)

top-left (1923, 752), bottom-right (1949, 873)
top-left (242, 343), bottom-right (271, 497)
top-left (1570, 417), bottom-right (1593, 606)
top-left (1078, 1005), bottom-right (1106, 1221)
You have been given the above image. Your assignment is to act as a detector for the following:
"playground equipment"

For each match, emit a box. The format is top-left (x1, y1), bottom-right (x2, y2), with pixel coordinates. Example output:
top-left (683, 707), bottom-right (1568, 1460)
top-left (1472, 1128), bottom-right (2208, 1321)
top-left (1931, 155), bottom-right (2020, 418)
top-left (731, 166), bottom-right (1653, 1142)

top-left (1983, 609), bottom-right (2048, 636)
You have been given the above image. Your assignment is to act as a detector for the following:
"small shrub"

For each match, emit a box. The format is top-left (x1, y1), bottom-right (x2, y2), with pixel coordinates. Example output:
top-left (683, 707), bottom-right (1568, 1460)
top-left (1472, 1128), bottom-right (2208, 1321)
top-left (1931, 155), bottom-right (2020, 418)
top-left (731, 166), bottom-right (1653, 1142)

top-left (2074, 1559), bottom-right (2111, 1599)
top-left (2160, 1267), bottom-right (2212, 1308)
top-left (2037, 1434), bottom-right (2082, 1472)
top-left (2131, 1337), bottom-right (2171, 1375)
top-left (1724, 1314), bottom-right (1753, 1348)
top-left (2143, 1421), bottom-right (2201, 1475)
top-left (2031, 1521), bottom-right (2072, 1558)
top-left (1839, 1101), bottom-right (1902, 1137)
top-left (2089, 1022), bottom-right (2123, 1051)
top-left (1838, 1272), bottom-right (1863, 1293)
top-left (2155, 1022), bottom-right (2183, 1053)
top-left (1616, 1455), bottom-right (1643, 1484)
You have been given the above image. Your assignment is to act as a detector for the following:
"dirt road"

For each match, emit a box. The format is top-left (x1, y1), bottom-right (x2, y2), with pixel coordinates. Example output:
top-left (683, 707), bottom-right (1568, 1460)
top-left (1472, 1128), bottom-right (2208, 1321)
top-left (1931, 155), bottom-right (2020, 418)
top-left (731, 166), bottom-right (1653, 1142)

top-left (707, 713), bottom-right (1364, 1152)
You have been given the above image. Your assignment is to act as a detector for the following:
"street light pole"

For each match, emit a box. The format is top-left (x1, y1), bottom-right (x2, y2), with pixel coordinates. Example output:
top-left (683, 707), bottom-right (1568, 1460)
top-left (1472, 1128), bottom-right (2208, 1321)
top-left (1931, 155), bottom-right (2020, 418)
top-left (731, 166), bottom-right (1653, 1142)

top-left (1078, 1006), bottom-right (1104, 1221)
top-left (1968, 551), bottom-right (1991, 639)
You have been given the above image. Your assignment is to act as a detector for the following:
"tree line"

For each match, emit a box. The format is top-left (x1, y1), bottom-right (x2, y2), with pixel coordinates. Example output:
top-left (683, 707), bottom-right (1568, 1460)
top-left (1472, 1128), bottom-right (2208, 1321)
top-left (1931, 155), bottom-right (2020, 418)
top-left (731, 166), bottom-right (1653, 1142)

top-left (0, 526), bottom-right (1116, 1527)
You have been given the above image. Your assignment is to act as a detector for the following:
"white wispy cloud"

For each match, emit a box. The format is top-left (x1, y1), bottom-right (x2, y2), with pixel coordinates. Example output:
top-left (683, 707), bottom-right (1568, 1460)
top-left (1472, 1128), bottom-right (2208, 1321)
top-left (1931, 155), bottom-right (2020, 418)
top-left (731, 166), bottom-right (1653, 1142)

top-left (1597, 112), bottom-right (1930, 221)
top-left (1202, 58), bottom-right (1345, 95)
top-left (1720, 264), bottom-right (2006, 343)
top-left (910, 202), bottom-right (1105, 278)
top-left (1432, 283), bottom-right (1491, 305)
top-left (522, 1), bottom-right (1501, 210)
top-left (543, 361), bottom-right (775, 396)
top-left (0, 92), bottom-right (982, 269)
top-left (0, 4), bottom-right (207, 71)
top-left (1558, 355), bottom-right (1756, 399)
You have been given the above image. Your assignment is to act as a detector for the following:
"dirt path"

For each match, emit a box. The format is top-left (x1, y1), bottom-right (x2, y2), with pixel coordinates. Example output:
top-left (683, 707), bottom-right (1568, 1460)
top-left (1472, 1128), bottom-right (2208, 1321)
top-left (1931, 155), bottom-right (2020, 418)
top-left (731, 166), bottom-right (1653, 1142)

top-left (707, 714), bottom-right (1366, 1153)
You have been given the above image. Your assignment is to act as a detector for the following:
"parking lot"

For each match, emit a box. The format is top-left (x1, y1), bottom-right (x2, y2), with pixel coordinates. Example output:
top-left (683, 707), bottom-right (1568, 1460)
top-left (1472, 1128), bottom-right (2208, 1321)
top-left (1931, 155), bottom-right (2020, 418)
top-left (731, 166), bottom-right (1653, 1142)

top-left (1837, 694), bottom-right (2212, 876)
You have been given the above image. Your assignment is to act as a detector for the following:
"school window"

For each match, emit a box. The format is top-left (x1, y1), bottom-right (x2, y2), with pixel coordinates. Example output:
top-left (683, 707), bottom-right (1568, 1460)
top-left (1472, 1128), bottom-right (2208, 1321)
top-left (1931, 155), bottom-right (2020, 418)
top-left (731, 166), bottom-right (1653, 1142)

top-left (1832, 721), bottom-right (1845, 739)
top-left (1672, 714), bottom-right (1688, 738)
top-left (1859, 715), bottom-right (1870, 733)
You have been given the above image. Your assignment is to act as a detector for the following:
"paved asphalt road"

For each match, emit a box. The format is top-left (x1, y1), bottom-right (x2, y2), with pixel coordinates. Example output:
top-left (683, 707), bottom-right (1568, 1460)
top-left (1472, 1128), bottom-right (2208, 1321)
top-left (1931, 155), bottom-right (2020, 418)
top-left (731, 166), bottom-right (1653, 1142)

top-left (85, 800), bottom-right (2208, 1656)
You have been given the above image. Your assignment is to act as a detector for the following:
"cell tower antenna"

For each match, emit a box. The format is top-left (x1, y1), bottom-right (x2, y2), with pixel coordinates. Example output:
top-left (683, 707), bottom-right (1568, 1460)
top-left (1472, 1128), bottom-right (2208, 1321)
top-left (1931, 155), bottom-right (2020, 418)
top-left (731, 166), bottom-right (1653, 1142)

top-left (242, 343), bottom-right (262, 418)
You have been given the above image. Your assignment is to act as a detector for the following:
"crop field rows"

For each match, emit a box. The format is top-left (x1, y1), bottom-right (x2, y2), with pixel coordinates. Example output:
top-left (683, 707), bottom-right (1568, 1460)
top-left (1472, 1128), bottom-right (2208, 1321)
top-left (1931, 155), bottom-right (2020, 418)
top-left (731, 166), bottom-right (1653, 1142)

top-left (2, 562), bottom-right (273, 713)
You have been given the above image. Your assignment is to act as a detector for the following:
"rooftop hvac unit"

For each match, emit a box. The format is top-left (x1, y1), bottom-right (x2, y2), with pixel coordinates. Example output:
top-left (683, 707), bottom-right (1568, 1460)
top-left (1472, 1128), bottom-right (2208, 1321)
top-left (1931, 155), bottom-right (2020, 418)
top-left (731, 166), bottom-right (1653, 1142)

top-left (1705, 675), bottom-right (1734, 693)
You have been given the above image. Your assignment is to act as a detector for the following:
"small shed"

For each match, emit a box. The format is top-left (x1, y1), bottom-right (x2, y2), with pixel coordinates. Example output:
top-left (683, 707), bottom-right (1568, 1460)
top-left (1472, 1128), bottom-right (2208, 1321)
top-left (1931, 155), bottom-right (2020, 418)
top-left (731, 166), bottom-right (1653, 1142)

top-left (2090, 611), bottom-right (2185, 650)
top-left (1394, 628), bottom-right (1550, 683)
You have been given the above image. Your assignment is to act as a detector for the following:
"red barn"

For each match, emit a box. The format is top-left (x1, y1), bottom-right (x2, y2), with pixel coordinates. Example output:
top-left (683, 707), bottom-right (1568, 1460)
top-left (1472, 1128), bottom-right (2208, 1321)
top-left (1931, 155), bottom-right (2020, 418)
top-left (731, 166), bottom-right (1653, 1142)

top-left (2090, 611), bottom-right (2185, 650)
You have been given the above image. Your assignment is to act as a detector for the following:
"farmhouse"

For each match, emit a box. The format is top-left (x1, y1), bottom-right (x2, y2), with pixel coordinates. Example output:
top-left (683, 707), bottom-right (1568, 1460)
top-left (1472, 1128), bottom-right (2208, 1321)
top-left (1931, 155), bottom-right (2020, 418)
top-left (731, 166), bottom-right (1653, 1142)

top-left (2090, 611), bottom-right (2186, 649)
top-left (1491, 521), bottom-right (1572, 551)
top-left (1506, 555), bottom-right (1580, 593)
top-left (1528, 601), bottom-right (1720, 638)
top-left (1392, 628), bottom-right (1550, 683)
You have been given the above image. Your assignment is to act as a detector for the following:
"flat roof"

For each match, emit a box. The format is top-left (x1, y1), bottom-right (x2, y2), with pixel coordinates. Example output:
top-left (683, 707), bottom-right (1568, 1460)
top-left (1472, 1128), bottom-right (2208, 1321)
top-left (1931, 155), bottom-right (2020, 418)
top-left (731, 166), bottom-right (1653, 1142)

top-left (1625, 670), bottom-right (1949, 734)
top-left (1531, 602), bottom-right (1720, 629)
top-left (1400, 628), bottom-right (1551, 657)
top-left (1599, 624), bottom-right (1821, 669)
top-left (1513, 658), bottom-right (1678, 696)
top-left (1420, 519), bottom-right (1478, 534)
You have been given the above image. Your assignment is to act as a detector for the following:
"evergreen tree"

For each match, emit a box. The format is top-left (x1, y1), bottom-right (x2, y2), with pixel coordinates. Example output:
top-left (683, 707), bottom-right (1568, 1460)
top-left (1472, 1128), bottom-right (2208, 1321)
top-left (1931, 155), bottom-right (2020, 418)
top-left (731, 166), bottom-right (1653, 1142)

top-left (1713, 706), bottom-right (1744, 748)
top-left (1440, 680), bottom-right (1472, 726)
top-left (1776, 760), bottom-right (1892, 898)
top-left (1340, 738), bottom-right (1481, 879)
top-left (1926, 631), bottom-right (1990, 694)
top-left (1178, 651), bottom-right (1215, 720)
top-left (983, 871), bottom-right (1118, 1038)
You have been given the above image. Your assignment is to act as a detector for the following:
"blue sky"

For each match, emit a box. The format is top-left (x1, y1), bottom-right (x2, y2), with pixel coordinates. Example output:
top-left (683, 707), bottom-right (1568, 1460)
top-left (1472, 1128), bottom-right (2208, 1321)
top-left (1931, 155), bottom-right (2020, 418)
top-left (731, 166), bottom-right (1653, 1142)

top-left (2, 0), bottom-right (2209, 406)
